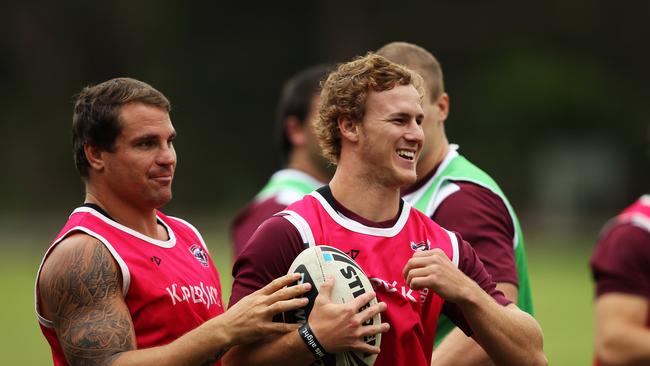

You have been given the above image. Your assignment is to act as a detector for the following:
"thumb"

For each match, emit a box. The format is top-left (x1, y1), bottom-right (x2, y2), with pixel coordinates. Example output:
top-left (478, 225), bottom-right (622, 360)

top-left (317, 276), bottom-right (335, 303)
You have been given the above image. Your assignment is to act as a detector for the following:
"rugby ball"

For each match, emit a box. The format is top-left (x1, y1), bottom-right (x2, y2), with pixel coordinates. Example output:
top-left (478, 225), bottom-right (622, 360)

top-left (284, 245), bottom-right (381, 366)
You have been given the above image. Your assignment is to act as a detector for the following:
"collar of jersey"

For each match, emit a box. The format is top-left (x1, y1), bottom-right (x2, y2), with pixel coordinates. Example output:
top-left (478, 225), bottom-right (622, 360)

top-left (309, 190), bottom-right (411, 237)
top-left (71, 206), bottom-right (177, 248)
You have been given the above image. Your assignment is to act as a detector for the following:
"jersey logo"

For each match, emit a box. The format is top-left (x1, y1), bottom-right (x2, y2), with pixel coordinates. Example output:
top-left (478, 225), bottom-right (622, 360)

top-left (345, 249), bottom-right (360, 260)
top-left (410, 239), bottom-right (431, 251)
top-left (151, 256), bottom-right (162, 266)
top-left (189, 245), bottom-right (209, 267)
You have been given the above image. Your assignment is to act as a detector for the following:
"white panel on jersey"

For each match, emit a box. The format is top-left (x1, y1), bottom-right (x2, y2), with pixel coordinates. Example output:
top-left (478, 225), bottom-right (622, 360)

top-left (35, 226), bottom-right (131, 328)
top-left (168, 216), bottom-right (209, 252)
top-left (445, 230), bottom-right (460, 268)
top-left (310, 191), bottom-right (411, 237)
top-left (429, 182), bottom-right (461, 217)
top-left (275, 189), bottom-right (308, 206)
top-left (278, 210), bottom-right (316, 247)
top-left (73, 207), bottom-right (176, 248)
top-left (402, 144), bottom-right (459, 205)
top-left (629, 214), bottom-right (650, 234)
top-left (640, 194), bottom-right (650, 207)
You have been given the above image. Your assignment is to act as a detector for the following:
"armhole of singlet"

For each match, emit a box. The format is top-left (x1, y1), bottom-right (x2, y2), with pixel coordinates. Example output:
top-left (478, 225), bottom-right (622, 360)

top-left (167, 216), bottom-right (209, 253)
top-left (429, 181), bottom-right (461, 217)
top-left (276, 210), bottom-right (316, 248)
top-left (35, 227), bottom-right (131, 328)
top-left (629, 214), bottom-right (650, 234)
top-left (445, 229), bottom-right (460, 268)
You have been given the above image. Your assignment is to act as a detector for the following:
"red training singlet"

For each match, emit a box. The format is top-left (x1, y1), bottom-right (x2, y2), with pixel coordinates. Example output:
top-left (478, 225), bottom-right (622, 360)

top-left (278, 190), bottom-right (459, 366)
top-left (35, 206), bottom-right (224, 366)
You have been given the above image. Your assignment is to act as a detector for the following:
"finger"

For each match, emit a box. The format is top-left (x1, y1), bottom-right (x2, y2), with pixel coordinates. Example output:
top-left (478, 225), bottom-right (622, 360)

top-left (266, 282), bottom-right (312, 303)
top-left (412, 249), bottom-right (436, 258)
top-left (358, 322), bottom-right (391, 338)
top-left (402, 256), bottom-right (430, 278)
top-left (257, 273), bottom-right (303, 295)
top-left (350, 291), bottom-right (376, 310)
top-left (266, 297), bottom-right (310, 315)
top-left (410, 277), bottom-right (435, 291)
top-left (405, 267), bottom-right (435, 286)
top-left (356, 301), bottom-right (387, 322)
top-left (348, 342), bottom-right (381, 355)
top-left (316, 276), bottom-right (335, 301)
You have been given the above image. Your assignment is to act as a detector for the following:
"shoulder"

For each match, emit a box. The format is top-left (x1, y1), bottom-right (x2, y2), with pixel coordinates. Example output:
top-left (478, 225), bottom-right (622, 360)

top-left (230, 216), bottom-right (305, 306)
top-left (38, 233), bottom-right (122, 317)
top-left (591, 222), bottom-right (650, 298)
top-left (434, 181), bottom-right (514, 239)
top-left (441, 181), bottom-right (509, 215)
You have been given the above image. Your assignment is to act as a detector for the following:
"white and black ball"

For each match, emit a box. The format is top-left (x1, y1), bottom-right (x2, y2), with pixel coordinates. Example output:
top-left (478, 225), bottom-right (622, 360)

top-left (284, 245), bottom-right (381, 366)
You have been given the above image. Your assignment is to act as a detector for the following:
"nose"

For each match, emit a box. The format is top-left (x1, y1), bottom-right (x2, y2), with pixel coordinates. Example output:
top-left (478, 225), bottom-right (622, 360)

top-left (405, 119), bottom-right (424, 146)
top-left (157, 143), bottom-right (176, 166)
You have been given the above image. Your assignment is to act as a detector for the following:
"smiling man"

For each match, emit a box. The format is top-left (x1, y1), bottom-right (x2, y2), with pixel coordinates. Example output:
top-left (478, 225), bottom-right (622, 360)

top-left (35, 78), bottom-right (310, 366)
top-left (224, 54), bottom-right (546, 366)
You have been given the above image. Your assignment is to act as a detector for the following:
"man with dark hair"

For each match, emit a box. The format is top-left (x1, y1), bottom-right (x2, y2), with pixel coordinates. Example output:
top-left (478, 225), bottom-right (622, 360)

top-left (591, 195), bottom-right (650, 366)
top-left (377, 41), bottom-right (535, 365)
top-left (36, 77), bottom-right (310, 365)
top-left (224, 54), bottom-right (546, 366)
top-left (230, 65), bottom-right (334, 257)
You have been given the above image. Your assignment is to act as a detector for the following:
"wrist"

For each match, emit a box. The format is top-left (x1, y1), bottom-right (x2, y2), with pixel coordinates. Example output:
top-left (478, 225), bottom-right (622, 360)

top-left (298, 322), bottom-right (329, 359)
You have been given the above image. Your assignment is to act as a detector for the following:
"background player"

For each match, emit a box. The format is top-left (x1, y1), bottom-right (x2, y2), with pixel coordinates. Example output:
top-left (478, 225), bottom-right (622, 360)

top-left (35, 77), bottom-right (311, 365)
top-left (230, 64), bottom-right (334, 257)
top-left (224, 54), bottom-right (546, 366)
top-left (591, 195), bottom-right (650, 366)
top-left (377, 41), bottom-right (535, 365)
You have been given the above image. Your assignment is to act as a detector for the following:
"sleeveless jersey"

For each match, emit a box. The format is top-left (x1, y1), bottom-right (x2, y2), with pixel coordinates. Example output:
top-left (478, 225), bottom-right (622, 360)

top-left (403, 144), bottom-right (534, 345)
top-left (279, 190), bottom-right (460, 366)
top-left (594, 195), bottom-right (650, 366)
top-left (35, 206), bottom-right (224, 366)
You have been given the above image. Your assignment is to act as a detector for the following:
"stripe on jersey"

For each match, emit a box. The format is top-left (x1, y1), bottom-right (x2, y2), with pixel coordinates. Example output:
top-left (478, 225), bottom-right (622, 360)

top-left (278, 210), bottom-right (316, 247)
top-left (35, 226), bottom-right (131, 328)
top-left (309, 191), bottom-right (411, 237)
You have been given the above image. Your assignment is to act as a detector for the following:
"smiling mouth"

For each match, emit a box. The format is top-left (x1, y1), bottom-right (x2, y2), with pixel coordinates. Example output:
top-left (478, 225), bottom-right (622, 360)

top-left (396, 149), bottom-right (415, 161)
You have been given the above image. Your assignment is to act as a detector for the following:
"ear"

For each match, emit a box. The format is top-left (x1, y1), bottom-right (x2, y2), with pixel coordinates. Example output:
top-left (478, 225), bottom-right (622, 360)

top-left (285, 116), bottom-right (307, 147)
top-left (436, 92), bottom-right (450, 123)
top-left (338, 115), bottom-right (359, 143)
top-left (84, 143), bottom-right (105, 172)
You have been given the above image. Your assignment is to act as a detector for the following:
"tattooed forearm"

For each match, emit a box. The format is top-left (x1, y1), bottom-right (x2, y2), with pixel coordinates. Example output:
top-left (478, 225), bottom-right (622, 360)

top-left (40, 239), bottom-right (135, 366)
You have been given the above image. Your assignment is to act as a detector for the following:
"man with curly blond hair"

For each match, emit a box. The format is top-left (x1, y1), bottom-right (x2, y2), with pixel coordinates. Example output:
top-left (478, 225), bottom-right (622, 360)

top-left (377, 41), bottom-right (536, 365)
top-left (225, 54), bottom-right (546, 366)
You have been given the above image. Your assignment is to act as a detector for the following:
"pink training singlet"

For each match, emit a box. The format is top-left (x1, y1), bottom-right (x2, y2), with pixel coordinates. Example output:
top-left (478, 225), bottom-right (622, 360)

top-left (593, 195), bottom-right (650, 366)
top-left (35, 206), bottom-right (224, 366)
top-left (278, 190), bottom-right (459, 366)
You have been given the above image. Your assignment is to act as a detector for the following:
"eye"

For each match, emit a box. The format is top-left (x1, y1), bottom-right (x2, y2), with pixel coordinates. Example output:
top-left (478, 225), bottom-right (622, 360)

top-left (136, 139), bottom-right (157, 149)
top-left (416, 117), bottom-right (423, 125)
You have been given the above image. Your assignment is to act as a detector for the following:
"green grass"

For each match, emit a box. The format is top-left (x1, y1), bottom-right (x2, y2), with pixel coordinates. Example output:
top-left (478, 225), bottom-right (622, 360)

top-left (527, 241), bottom-right (594, 365)
top-left (0, 228), bottom-right (595, 365)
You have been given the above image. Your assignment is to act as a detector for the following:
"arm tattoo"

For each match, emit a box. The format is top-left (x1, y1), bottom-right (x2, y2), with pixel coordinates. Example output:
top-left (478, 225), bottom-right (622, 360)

top-left (41, 240), bottom-right (135, 366)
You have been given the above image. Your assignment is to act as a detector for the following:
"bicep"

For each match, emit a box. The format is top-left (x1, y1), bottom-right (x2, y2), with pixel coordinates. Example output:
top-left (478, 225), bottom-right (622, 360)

top-left (38, 235), bottom-right (136, 365)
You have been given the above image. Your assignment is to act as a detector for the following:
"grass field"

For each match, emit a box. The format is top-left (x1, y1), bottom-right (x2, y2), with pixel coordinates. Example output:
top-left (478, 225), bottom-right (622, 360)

top-left (0, 227), bottom-right (594, 365)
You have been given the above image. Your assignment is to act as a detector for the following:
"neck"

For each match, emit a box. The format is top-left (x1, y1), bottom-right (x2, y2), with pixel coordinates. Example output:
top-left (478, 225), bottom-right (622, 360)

top-left (416, 138), bottom-right (450, 183)
top-left (288, 151), bottom-right (329, 183)
top-left (329, 163), bottom-right (401, 222)
top-left (84, 188), bottom-right (163, 239)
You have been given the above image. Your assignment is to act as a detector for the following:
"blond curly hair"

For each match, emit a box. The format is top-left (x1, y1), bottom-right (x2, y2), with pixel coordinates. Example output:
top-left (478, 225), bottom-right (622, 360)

top-left (316, 53), bottom-right (424, 164)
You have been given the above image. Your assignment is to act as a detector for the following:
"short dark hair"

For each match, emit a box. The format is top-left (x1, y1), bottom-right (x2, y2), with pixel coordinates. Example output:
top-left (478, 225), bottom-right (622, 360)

top-left (275, 64), bottom-right (333, 164)
top-left (376, 42), bottom-right (445, 102)
top-left (72, 77), bottom-right (171, 178)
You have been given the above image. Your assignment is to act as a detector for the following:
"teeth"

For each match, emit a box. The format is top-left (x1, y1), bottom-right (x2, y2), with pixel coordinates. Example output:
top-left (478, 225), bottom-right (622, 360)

top-left (396, 149), bottom-right (415, 160)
